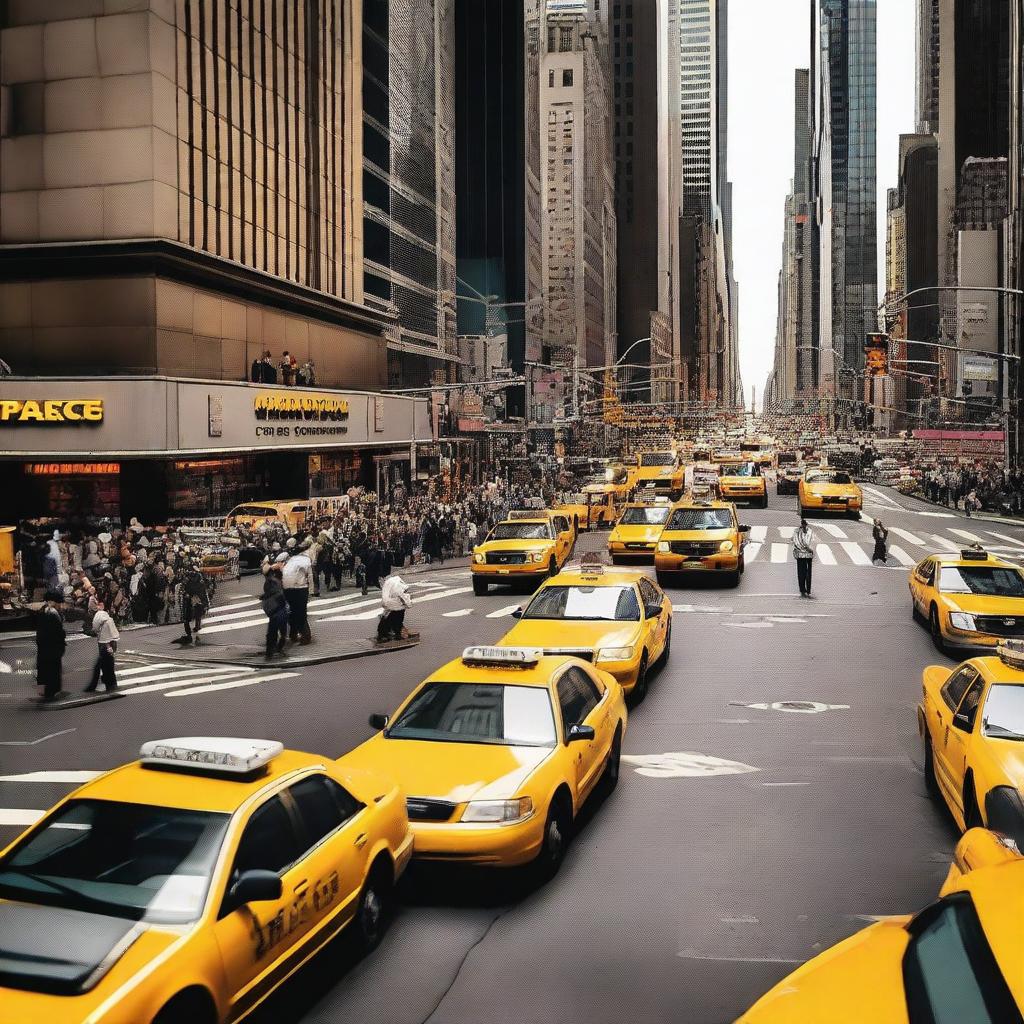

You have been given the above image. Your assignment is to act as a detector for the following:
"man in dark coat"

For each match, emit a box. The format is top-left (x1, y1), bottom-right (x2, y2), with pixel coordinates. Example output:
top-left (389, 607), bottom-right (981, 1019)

top-left (177, 558), bottom-right (210, 644)
top-left (261, 565), bottom-right (288, 657)
top-left (35, 591), bottom-right (67, 702)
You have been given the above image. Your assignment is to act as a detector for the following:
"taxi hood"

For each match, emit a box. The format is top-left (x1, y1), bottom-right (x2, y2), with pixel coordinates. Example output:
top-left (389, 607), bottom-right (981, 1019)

top-left (502, 619), bottom-right (639, 653)
top-left (612, 525), bottom-right (664, 542)
top-left (0, 901), bottom-right (146, 995)
top-left (941, 592), bottom-right (1024, 617)
top-left (804, 480), bottom-right (858, 496)
top-left (345, 736), bottom-right (552, 804)
top-left (479, 537), bottom-right (552, 552)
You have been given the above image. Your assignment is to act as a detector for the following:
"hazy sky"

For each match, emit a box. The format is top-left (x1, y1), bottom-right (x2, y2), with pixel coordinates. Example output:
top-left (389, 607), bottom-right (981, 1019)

top-left (730, 0), bottom-right (916, 410)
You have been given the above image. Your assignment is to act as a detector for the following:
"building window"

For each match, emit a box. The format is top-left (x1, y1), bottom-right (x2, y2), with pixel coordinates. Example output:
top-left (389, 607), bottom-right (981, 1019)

top-left (547, 26), bottom-right (556, 51)
top-left (562, 68), bottom-right (573, 87)
top-left (559, 25), bottom-right (573, 51)
top-left (549, 69), bottom-right (555, 87)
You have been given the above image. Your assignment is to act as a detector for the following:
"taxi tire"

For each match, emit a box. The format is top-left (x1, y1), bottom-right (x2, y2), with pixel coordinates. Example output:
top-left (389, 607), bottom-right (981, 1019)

top-left (151, 989), bottom-right (216, 1024)
top-left (601, 728), bottom-right (622, 793)
top-left (963, 776), bottom-right (984, 830)
top-left (929, 606), bottom-right (947, 654)
top-left (632, 652), bottom-right (650, 703)
top-left (535, 791), bottom-right (573, 880)
top-left (548, 556), bottom-right (558, 578)
top-left (473, 576), bottom-right (488, 596)
top-left (726, 569), bottom-right (741, 588)
top-left (659, 620), bottom-right (672, 662)
top-left (923, 733), bottom-right (939, 795)
top-left (353, 859), bottom-right (393, 955)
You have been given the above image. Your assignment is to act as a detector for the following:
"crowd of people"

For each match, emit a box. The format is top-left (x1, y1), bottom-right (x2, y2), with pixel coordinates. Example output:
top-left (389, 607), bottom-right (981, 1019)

top-left (920, 461), bottom-right (1024, 516)
top-left (249, 350), bottom-right (317, 386)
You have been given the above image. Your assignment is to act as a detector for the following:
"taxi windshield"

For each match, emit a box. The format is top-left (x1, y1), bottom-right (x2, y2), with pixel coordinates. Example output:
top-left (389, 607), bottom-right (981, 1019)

top-left (619, 506), bottom-right (670, 526)
top-left (667, 508), bottom-right (733, 530)
top-left (0, 800), bottom-right (229, 924)
top-left (387, 682), bottom-right (557, 746)
top-left (937, 566), bottom-right (1024, 596)
top-left (807, 471), bottom-right (852, 485)
top-left (640, 453), bottom-right (675, 467)
top-left (982, 685), bottom-right (1024, 740)
top-left (720, 463), bottom-right (755, 477)
top-left (490, 521), bottom-right (552, 541)
top-left (523, 584), bottom-right (641, 621)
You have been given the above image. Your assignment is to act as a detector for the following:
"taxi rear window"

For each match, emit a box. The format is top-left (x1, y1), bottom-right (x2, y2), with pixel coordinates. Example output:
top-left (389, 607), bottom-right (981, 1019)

top-left (667, 508), bottom-right (732, 530)
top-left (806, 471), bottom-right (852, 485)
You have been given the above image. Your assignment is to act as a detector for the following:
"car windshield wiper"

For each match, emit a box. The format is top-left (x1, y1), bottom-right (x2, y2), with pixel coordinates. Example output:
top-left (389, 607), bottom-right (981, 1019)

top-left (0, 870), bottom-right (130, 916)
top-left (983, 723), bottom-right (1024, 740)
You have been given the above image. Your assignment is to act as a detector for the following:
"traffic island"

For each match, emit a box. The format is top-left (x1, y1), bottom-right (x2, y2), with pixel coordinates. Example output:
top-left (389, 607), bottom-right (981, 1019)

top-left (29, 690), bottom-right (125, 709)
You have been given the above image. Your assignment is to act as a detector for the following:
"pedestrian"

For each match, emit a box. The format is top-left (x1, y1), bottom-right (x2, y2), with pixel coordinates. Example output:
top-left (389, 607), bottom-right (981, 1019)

top-left (871, 518), bottom-right (889, 565)
top-left (34, 590), bottom-right (67, 702)
top-left (261, 564), bottom-right (288, 657)
top-left (792, 517), bottom-right (817, 597)
top-left (377, 571), bottom-right (412, 642)
top-left (176, 557), bottom-right (209, 644)
top-left (281, 540), bottom-right (313, 644)
top-left (280, 351), bottom-right (295, 385)
top-left (84, 597), bottom-right (119, 693)
top-left (261, 351), bottom-right (277, 384)
top-left (964, 489), bottom-right (980, 517)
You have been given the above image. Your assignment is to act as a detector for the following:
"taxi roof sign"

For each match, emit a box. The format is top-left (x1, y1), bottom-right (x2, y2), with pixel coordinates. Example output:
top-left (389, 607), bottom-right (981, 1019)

top-left (139, 737), bottom-right (283, 775)
top-left (462, 646), bottom-right (542, 667)
top-left (508, 509), bottom-right (549, 521)
top-left (961, 547), bottom-right (990, 561)
top-left (997, 640), bottom-right (1024, 670)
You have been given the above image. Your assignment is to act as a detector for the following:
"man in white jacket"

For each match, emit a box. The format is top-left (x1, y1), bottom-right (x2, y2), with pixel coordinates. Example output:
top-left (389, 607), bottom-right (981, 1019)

top-left (378, 572), bottom-right (412, 642)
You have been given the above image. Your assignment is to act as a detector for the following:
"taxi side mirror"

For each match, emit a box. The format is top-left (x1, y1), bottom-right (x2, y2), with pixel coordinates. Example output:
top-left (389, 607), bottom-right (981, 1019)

top-left (368, 713), bottom-right (390, 731)
top-left (566, 724), bottom-right (596, 744)
top-left (739, 525), bottom-right (751, 534)
top-left (225, 869), bottom-right (282, 914)
top-left (645, 604), bottom-right (662, 619)
top-left (952, 711), bottom-right (973, 732)
top-left (511, 607), bottom-right (523, 619)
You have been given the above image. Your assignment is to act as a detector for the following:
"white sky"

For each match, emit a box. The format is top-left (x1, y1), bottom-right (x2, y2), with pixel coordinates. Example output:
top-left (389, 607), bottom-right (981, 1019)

top-left (730, 0), bottom-right (916, 411)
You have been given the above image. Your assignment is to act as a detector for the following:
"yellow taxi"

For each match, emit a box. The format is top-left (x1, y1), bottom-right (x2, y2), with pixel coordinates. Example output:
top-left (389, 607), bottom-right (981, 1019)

top-left (0, 737), bottom-right (411, 1024)
top-left (918, 641), bottom-right (1024, 834)
top-left (348, 646), bottom-right (628, 876)
top-left (654, 497), bottom-right (750, 587)
top-left (607, 497), bottom-right (673, 563)
top-left (555, 484), bottom-right (621, 531)
top-left (910, 547), bottom-right (1024, 653)
top-left (471, 511), bottom-right (575, 595)
top-left (498, 561), bottom-right (672, 700)
top-left (717, 460), bottom-right (768, 508)
top-left (797, 467), bottom-right (863, 518)
top-left (635, 450), bottom-right (685, 497)
top-left (224, 500), bottom-right (310, 532)
top-left (736, 830), bottom-right (1024, 1022)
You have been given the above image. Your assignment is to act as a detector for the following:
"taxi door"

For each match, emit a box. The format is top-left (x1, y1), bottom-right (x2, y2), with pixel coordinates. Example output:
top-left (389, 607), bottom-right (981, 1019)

top-left (910, 559), bottom-right (936, 615)
top-left (931, 665), bottom-right (980, 810)
top-left (943, 676), bottom-right (987, 819)
top-left (552, 516), bottom-right (573, 564)
top-left (638, 577), bottom-right (668, 660)
top-left (556, 666), bottom-right (609, 804)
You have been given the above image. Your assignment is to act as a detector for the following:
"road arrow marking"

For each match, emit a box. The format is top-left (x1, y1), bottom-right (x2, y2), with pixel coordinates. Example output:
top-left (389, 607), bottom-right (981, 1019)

top-left (621, 751), bottom-right (760, 778)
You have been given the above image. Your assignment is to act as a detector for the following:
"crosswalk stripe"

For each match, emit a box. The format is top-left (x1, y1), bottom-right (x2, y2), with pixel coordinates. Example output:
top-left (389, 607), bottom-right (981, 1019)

top-left (889, 545), bottom-right (916, 566)
top-left (212, 596), bottom-right (260, 609)
top-left (889, 526), bottom-right (925, 547)
top-left (949, 527), bottom-right (985, 543)
top-left (778, 526), bottom-right (796, 539)
top-left (932, 534), bottom-right (960, 551)
top-left (166, 672), bottom-right (300, 697)
top-left (115, 662), bottom-right (180, 677)
top-left (443, 608), bottom-right (474, 618)
top-left (770, 543), bottom-right (789, 563)
top-left (130, 670), bottom-right (256, 696)
top-left (841, 542), bottom-right (871, 566)
top-left (986, 530), bottom-right (1024, 547)
top-left (487, 604), bottom-right (522, 619)
top-left (0, 809), bottom-right (43, 827)
top-left (320, 587), bottom-right (473, 622)
top-left (119, 666), bottom-right (244, 691)
top-left (750, 526), bottom-right (768, 542)
top-left (815, 544), bottom-right (837, 565)
top-left (745, 542), bottom-right (762, 562)
top-left (819, 524), bottom-right (848, 539)
top-left (0, 771), bottom-right (100, 784)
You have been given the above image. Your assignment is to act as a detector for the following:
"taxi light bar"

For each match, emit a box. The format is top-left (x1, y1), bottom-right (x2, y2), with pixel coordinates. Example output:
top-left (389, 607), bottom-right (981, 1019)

top-left (961, 547), bottom-right (989, 561)
top-left (140, 737), bottom-right (283, 774)
top-left (508, 509), bottom-right (548, 521)
top-left (997, 641), bottom-right (1024, 670)
top-left (462, 646), bottom-right (541, 667)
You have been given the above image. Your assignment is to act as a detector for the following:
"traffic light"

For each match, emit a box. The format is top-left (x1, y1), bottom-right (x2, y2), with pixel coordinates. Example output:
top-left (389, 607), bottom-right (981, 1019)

top-left (864, 333), bottom-right (889, 377)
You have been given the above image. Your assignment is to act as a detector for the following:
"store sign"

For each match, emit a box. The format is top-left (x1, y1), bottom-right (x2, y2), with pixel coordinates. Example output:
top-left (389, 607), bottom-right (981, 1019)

top-left (253, 390), bottom-right (350, 441)
top-left (962, 355), bottom-right (998, 382)
top-left (25, 462), bottom-right (120, 475)
top-left (0, 399), bottom-right (103, 424)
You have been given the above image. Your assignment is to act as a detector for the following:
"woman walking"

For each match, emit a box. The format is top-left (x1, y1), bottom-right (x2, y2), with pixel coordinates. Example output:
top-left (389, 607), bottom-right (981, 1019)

top-left (871, 518), bottom-right (889, 565)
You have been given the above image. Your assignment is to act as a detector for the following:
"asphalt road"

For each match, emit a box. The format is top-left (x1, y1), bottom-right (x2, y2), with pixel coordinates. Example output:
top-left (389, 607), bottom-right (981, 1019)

top-left (1, 484), bottom-right (1019, 1023)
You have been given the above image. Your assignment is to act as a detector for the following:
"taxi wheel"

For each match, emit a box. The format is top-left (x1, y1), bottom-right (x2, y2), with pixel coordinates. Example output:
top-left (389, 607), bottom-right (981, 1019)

top-left (548, 556), bottom-right (558, 577)
top-left (632, 652), bottom-right (650, 702)
top-left (601, 728), bottom-right (622, 792)
top-left (660, 620), bottom-right (672, 662)
top-left (536, 792), bottom-right (573, 879)
top-left (923, 734), bottom-right (938, 795)
top-left (963, 778), bottom-right (984, 830)
top-left (353, 861), bottom-right (393, 954)
top-left (473, 577), bottom-right (488, 596)
top-left (611, 555), bottom-right (624, 566)
top-left (929, 606), bottom-right (947, 654)
top-left (151, 989), bottom-right (216, 1024)
top-left (726, 569), bottom-right (741, 588)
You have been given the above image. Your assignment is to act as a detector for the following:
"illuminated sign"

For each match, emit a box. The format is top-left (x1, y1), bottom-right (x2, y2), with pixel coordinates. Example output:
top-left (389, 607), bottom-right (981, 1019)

top-left (0, 399), bottom-right (104, 424)
top-left (25, 463), bottom-right (120, 476)
top-left (253, 391), bottom-right (350, 422)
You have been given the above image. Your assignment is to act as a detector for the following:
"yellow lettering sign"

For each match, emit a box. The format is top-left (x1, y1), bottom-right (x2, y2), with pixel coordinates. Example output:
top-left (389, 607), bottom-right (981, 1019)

top-left (0, 399), bottom-right (104, 424)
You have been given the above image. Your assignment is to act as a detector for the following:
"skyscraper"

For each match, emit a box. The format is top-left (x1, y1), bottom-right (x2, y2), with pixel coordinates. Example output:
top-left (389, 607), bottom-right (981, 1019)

top-left (916, 0), bottom-right (940, 134)
top-left (814, 0), bottom-right (878, 399)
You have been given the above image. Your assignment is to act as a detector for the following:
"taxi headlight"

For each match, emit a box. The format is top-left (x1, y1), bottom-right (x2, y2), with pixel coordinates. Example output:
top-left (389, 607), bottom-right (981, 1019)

top-left (597, 645), bottom-right (635, 662)
top-left (949, 612), bottom-right (977, 632)
top-left (474, 552), bottom-right (485, 564)
top-left (657, 541), bottom-right (670, 553)
top-left (530, 551), bottom-right (545, 563)
top-left (460, 797), bottom-right (534, 824)
top-left (719, 540), bottom-right (735, 553)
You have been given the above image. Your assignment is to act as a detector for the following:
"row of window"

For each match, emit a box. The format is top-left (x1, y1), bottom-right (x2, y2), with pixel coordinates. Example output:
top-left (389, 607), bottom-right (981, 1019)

top-left (548, 68), bottom-right (575, 88)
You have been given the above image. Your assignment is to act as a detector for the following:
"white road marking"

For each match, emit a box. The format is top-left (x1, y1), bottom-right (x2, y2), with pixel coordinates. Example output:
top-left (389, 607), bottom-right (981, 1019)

top-left (0, 771), bottom-right (100, 784)
top-left (986, 530), bottom-right (1024, 546)
top-left (742, 701), bottom-right (849, 714)
top-left (749, 526), bottom-right (768, 542)
top-left (166, 672), bottom-right (301, 697)
top-left (770, 543), bottom-right (789, 563)
top-left (486, 604), bottom-right (523, 619)
top-left (861, 486), bottom-right (906, 510)
top-left (949, 527), bottom-right (985, 543)
top-left (889, 526), bottom-right (926, 546)
top-left (931, 534), bottom-right (960, 551)
top-left (765, 616), bottom-right (807, 624)
top-left (778, 526), bottom-right (796, 539)
top-left (0, 809), bottom-right (44, 827)
top-left (727, 621), bottom-right (774, 629)
top-left (744, 542), bottom-right (762, 562)
top-left (0, 728), bottom-right (77, 747)
top-left (621, 752), bottom-right (759, 778)
top-left (129, 668), bottom-right (254, 695)
top-left (0, 660), bottom-right (11, 673)
top-left (443, 608), bottom-right (474, 618)
top-left (676, 953), bottom-right (806, 964)
top-left (840, 542), bottom-right (871, 565)
top-left (763, 782), bottom-right (811, 787)
top-left (888, 545), bottom-right (916, 566)
top-left (818, 523), bottom-right (848, 539)
top-left (916, 510), bottom-right (957, 519)
top-left (211, 596), bottom-right (260, 610)
top-left (815, 544), bottom-right (837, 565)
top-left (320, 587), bottom-right (474, 622)
top-left (113, 662), bottom-right (180, 677)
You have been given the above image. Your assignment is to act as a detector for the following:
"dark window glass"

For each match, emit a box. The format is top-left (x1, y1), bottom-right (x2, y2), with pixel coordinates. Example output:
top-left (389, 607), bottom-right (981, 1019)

top-left (233, 796), bottom-right (305, 877)
top-left (941, 667), bottom-right (977, 713)
top-left (557, 667), bottom-right (601, 729)
top-left (289, 776), bottom-right (361, 849)
top-left (955, 679), bottom-right (985, 730)
top-left (562, 69), bottom-right (573, 87)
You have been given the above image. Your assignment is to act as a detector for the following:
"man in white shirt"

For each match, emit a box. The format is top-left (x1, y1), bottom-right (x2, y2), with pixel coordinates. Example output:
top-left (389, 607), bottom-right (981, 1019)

top-left (84, 597), bottom-right (120, 692)
top-left (377, 572), bottom-right (412, 642)
top-left (281, 542), bottom-right (313, 644)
